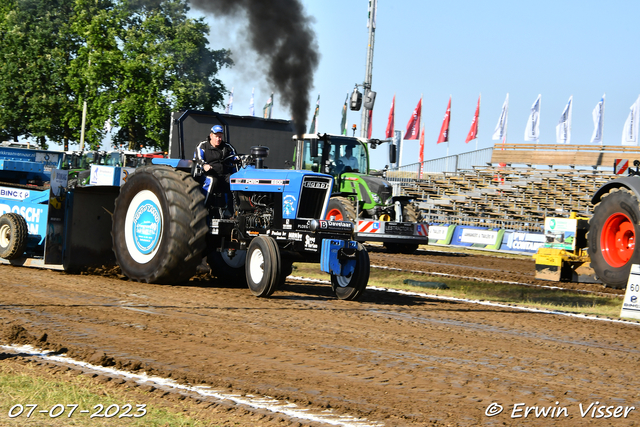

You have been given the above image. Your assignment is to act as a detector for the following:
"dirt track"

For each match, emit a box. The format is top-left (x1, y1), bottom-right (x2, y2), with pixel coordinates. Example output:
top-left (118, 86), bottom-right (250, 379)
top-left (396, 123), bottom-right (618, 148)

top-left (0, 249), bottom-right (639, 426)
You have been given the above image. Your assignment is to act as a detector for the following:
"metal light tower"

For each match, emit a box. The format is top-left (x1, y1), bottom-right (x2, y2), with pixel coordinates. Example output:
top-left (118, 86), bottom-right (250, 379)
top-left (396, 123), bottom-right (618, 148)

top-left (360, 0), bottom-right (377, 138)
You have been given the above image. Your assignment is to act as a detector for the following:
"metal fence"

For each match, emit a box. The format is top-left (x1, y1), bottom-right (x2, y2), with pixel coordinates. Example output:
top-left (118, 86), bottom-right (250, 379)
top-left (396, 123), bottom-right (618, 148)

top-left (385, 147), bottom-right (493, 184)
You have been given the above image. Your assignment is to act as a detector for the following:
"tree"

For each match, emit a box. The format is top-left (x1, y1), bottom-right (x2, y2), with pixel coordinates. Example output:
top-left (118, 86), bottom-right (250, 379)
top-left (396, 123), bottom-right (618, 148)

top-left (108, 0), bottom-right (232, 150)
top-left (0, 0), bottom-right (232, 151)
top-left (0, 0), bottom-right (80, 148)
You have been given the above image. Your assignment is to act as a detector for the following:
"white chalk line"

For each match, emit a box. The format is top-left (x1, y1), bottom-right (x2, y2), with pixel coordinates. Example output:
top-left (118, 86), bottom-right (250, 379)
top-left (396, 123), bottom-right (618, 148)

top-left (288, 275), bottom-right (640, 327)
top-left (0, 344), bottom-right (383, 427)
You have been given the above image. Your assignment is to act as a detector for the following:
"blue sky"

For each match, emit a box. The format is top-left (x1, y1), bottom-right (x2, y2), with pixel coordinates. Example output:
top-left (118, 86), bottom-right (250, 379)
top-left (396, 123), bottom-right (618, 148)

top-left (202, 0), bottom-right (640, 170)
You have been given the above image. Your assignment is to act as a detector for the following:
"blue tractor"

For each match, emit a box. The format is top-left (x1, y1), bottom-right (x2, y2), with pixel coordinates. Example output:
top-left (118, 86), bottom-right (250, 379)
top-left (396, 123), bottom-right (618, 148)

top-left (109, 120), bottom-right (370, 300)
top-left (0, 124), bottom-right (370, 301)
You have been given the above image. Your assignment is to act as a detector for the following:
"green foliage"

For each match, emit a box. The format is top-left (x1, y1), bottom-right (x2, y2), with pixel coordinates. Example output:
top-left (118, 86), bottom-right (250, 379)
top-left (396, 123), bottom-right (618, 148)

top-left (0, 0), bottom-right (232, 151)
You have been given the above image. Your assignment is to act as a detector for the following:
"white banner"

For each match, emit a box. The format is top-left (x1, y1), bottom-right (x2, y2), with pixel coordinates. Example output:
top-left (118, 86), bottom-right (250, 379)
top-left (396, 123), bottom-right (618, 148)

top-left (460, 228), bottom-right (498, 246)
top-left (590, 94), bottom-right (605, 143)
top-left (555, 96), bottom-right (572, 144)
top-left (492, 93), bottom-right (509, 141)
top-left (524, 94), bottom-right (541, 142)
top-left (429, 225), bottom-right (449, 241)
top-left (622, 95), bottom-right (640, 146)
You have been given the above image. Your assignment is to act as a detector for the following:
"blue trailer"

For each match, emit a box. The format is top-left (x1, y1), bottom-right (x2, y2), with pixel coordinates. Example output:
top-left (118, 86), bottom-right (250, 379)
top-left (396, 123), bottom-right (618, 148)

top-left (0, 146), bottom-right (121, 271)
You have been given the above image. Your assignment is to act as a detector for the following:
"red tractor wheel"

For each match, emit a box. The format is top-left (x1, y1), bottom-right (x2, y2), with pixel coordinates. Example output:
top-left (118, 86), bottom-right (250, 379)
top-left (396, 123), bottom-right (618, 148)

top-left (325, 197), bottom-right (356, 221)
top-left (588, 187), bottom-right (640, 288)
top-left (600, 212), bottom-right (635, 267)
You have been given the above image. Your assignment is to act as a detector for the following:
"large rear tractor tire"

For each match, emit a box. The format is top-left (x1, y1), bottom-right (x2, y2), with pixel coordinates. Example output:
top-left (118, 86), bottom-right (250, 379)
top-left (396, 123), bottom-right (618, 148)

top-left (326, 196), bottom-right (357, 221)
top-left (587, 188), bottom-right (640, 289)
top-left (0, 213), bottom-right (28, 260)
top-left (112, 166), bottom-right (208, 284)
top-left (246, 235), bottom-right (281, 297)
top-left (331, 242), bottom-right (370, 301)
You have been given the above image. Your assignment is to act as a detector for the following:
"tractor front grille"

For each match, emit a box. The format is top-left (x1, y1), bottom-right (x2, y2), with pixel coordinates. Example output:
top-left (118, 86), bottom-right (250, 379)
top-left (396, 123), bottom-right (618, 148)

top-left (298, 176), bottom-right (332, 219)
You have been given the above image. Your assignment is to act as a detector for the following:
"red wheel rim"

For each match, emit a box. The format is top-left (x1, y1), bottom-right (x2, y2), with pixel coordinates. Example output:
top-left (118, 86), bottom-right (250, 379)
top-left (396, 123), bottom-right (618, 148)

top-left (601, 212), bottom-right (635, 267)
top-left (326, 209), bottom-right (343, 220)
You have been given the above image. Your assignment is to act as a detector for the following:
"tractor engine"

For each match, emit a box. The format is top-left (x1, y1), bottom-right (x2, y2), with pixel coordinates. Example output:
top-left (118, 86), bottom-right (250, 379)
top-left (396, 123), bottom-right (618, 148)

top-left (235, 192), bottom-right (275, 231)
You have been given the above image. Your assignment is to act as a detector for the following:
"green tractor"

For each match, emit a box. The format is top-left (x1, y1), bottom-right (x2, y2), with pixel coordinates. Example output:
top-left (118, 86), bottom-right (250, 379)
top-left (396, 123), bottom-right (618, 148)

top-left (294, 133), bottom-right (428, 254)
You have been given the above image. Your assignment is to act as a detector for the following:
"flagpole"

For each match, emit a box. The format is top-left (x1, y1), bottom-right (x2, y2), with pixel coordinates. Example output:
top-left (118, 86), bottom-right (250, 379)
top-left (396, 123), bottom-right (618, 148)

top-left (601, 93), bottom-right (606, 145)
top-left (476, 93), bottom-right (481, 151)
top-left (503, 95), bottom-right (508, 148)
top-left (446, 94), bottom-right (450, 159)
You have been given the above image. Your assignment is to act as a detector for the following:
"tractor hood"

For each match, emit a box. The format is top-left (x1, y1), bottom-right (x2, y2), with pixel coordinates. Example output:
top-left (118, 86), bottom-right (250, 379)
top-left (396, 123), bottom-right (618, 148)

top-left (358, 174), bottom-right (393, 205)
top-left (230, 166), bottom-right (334, 220)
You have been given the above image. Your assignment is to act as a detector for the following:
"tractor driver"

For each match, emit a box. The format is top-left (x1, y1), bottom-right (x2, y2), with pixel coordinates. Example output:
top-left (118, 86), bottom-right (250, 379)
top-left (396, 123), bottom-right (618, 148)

top-left (194, 125), bottom-right (237, 202)
top-left (339, 144), bottom-right (359, 172)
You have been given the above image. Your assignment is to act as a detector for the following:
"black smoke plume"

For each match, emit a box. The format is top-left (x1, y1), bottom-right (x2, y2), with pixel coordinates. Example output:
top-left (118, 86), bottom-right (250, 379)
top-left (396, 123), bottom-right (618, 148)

top-left (189, 0), bottom-right (319, 137)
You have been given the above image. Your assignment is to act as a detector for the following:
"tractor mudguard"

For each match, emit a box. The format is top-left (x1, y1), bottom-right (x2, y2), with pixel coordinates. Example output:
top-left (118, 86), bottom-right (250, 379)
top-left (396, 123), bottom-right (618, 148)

top-left (320, 239), bottom-right (357, 277)
top-left (592, 176), bottom-right (640, 205)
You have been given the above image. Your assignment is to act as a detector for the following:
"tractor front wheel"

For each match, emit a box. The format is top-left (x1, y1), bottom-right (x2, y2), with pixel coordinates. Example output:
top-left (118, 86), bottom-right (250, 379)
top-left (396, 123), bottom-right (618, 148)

top-left (246, 235), bottom-right (281, 297)
top-left (331, 242), bottom-right (370, 301)
top-left (587, 188), bottom-right (640, 289)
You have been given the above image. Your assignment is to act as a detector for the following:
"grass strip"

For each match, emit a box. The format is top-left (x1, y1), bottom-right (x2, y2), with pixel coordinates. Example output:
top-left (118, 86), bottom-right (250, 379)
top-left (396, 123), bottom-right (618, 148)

top-left (292, 263), bottom-right (624, 318)
top-left (0, 361), bottom-right (206, 426)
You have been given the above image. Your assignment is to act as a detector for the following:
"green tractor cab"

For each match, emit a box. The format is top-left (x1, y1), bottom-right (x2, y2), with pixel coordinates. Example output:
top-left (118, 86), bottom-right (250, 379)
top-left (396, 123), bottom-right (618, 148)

top-left (294, 133), bottom-right (428, 254)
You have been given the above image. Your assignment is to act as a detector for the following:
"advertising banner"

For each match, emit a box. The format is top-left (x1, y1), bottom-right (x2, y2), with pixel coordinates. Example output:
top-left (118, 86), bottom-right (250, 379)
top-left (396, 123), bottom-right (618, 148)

top-left (621, 264), bottom-right (640, 320)
top-left (543, 217), bottom-right (577, 250)
top-left (499, 230), bottom-right (546, 253)
top-left (451, 226), bottom-right (504, 249)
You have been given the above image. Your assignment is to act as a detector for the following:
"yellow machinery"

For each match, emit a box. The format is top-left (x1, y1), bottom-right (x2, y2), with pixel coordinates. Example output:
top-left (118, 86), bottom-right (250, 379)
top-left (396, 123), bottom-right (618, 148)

top-left (532, 213), bottom-right (599, 283)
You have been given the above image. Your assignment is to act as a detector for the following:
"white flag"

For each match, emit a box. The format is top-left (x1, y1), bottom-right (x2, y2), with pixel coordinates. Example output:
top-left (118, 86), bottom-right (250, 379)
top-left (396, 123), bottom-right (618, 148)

top-left (590, 94), bottom-right (605, 144)
top-left (555, 96), bottom-right (572, 144)
top-left (225, 87), bottom-right (234, 114)
top-left (249, 87), bottom-right (255, 117)
top-left (492, 93), bottom-right (509, 141)
top-left (524, 94), bottom-right (541, 142)
top-left (622, 95), bottom-right (640, 146)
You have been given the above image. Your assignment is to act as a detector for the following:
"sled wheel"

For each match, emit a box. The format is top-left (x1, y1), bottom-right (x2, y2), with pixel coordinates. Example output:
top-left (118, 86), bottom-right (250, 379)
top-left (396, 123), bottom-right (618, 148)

top-left (246, 235), bottom-right (281, 297)
top-left (331, 242), bottom-right (370, 301)
top-left (112, 165), bottom-right (208, 284)
top-left (326, 196), bottom-right (356, 221)
top-left (208, 250), bottom-right (247, 286)
top-left (587, 187), bottom-right (640, 289)
top-left (0, 213), bottom-right (28, 260)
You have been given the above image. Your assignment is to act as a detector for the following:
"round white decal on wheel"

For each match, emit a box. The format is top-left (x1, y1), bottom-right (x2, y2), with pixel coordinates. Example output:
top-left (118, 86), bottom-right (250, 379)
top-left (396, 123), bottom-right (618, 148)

top-left (124, 190), bottom-right (164, 264)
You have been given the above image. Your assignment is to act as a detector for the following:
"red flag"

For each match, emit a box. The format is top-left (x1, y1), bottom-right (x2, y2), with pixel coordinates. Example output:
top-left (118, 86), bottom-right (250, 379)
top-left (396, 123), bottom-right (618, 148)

top-left (419, 125), bottom-right (425, 179)
top-left (437, 96), bottom-right (451, 144)
top-left (404, 98), bottom-right (422, 140)
top-left (385, 95), bottom-right (395, 138)
top-left (465, 95), bottom-right (480, 143)
top-left (367, 109), bottom-right (373, 139)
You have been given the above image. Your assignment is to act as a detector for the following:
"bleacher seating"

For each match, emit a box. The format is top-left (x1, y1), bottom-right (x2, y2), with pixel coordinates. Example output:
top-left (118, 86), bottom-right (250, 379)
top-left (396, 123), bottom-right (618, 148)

top-left (397, 165), bottom-right (617, 232)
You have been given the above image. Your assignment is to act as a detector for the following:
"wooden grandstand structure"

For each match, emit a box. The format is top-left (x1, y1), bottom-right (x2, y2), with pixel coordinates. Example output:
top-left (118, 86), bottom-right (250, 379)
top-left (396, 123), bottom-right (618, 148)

top-left (393, 143), bottom-right (640, 232)
top-left (491, 143), bottom-right (640, 168)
